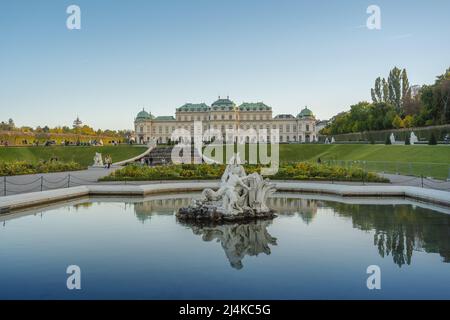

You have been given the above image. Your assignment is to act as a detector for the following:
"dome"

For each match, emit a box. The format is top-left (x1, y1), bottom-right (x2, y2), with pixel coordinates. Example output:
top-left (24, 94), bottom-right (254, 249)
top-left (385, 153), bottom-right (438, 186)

top-left (211, 96), bottom-right (235, 110)
top-left (297, 106), bottom-right (314, 118)
top-left (135, 109), bottom-right (154, 121)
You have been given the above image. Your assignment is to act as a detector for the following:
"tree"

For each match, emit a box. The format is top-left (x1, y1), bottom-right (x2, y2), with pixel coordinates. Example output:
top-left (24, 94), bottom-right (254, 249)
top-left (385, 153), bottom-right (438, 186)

top-left (392, 115), bottom-right (404, 129)
top-left (388, 67), bottom-right (402, 113)
top-left (401, 69), bottom-right (411, 108)
top-left (382, 78), bottom-right (389, 103)
top-left (403, 115), bottom-right (413, 128)
top-left (371, 77), bottom-right (383, 103)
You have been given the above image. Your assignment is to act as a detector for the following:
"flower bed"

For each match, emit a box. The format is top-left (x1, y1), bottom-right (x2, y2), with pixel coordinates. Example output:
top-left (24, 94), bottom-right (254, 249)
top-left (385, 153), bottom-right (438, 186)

top-left (0, 161), bottom-right (84, 176)
top-left (100, 162), bottom-right (388, 182)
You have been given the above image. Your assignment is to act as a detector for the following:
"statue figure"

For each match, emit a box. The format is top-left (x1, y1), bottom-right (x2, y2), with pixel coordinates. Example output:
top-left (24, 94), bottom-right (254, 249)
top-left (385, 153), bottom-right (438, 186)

top-left (331, 137), bottom-right (335, 144)
top-left (390, 133), bottom-right (396, 144)
top-left (178, 153), bottom-right (276, 220)
top-left (92, 152), bottom-right (104, 167)
top-left (325, 138), bottom-right (330, 144)
top-left (182, 220), bottom-right (277, 269)
top-left (410, 132), bottom-right (418, 145)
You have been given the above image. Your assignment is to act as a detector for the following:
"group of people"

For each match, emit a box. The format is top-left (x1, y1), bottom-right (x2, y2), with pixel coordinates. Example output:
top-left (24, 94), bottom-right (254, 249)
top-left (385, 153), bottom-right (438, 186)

top-left (140, 157), bottom-right (154, 166)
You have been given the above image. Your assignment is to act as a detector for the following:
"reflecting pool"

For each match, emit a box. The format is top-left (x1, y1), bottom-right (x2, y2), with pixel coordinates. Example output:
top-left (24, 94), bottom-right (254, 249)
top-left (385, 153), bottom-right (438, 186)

top-left (0, 194), bottom-right (449, 299)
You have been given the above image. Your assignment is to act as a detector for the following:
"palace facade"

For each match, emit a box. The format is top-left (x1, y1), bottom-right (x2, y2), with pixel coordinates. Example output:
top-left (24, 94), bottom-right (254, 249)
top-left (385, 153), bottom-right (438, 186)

top-left (134, 97), bottom-right (318, 144)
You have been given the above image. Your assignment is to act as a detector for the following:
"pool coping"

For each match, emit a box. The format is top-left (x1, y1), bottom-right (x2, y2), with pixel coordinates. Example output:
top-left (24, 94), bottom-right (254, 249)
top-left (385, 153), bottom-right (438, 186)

top-left (1, 181), bottom-right (449, 214)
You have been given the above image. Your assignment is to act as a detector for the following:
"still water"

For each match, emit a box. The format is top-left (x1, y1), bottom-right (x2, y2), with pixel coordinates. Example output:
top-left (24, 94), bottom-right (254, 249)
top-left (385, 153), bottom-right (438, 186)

top-left (0, 194), bottom-right (449, 299)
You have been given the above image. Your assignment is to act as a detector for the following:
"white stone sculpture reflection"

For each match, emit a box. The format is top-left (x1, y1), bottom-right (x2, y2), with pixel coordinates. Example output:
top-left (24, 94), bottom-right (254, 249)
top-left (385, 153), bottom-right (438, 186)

top-left (184, 220), bottom-right (277, 269)
top-left (410, 132), bottom-right (418, 145)
top-left (92, 152), bottom-right (104, 167)
top-left (178, 153), bottom-right (276, 220)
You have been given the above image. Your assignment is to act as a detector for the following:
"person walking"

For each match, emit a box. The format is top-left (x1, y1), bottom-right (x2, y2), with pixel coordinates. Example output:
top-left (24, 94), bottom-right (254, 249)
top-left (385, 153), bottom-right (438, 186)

top-left (105, 155), bottom-right (112, 169)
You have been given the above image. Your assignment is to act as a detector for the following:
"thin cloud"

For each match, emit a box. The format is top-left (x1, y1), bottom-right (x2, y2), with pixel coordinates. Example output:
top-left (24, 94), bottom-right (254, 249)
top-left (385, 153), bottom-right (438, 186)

top-left (389, 33), bottom-right (413, 40)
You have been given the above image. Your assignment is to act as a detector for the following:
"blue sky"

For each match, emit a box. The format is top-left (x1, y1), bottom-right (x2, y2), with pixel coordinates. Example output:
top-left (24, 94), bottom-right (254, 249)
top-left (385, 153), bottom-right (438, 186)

top-left (0, 0), bottom-right (449, 130)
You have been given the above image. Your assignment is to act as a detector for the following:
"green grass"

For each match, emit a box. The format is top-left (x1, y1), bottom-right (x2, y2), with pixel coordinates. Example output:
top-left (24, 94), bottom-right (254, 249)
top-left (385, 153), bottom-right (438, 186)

top-left (278, 144), bottom-right (450, 179)
top-left (1, 144), bottom-right (449, 179)
top-left (204, 144), bottom-right (450, 179)
top-left (0, 145), bottom-right (147, 168)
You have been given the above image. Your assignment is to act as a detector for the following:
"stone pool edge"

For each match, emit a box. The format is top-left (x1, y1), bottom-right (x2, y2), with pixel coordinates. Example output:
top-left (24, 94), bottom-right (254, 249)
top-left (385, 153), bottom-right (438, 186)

top-left (1, 181), bottom-right (449, 214)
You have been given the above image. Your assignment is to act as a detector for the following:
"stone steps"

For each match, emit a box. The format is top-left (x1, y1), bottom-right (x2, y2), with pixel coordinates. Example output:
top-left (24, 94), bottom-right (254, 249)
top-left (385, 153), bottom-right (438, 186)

top-left (140, 146), bottom-right (202, 165)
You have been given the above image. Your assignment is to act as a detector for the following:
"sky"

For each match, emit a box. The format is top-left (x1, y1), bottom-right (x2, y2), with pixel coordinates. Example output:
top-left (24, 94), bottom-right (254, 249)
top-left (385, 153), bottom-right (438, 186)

top-left (0, 0), bottom-right (449, 130)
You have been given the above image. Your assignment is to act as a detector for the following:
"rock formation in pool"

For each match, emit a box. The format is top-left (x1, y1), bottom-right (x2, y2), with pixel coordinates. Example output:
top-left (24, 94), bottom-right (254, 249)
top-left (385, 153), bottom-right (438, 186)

top-left (177, 153), bottom-right (277, 221)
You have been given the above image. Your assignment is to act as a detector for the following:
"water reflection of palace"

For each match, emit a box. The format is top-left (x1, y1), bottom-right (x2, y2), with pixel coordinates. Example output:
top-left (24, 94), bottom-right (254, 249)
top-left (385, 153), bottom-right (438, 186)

top-left (129, 195), bottom-right (450, 268)
top-left (268, 197), bottom-right (319, 224)
top-left (133, 197), bottom-right (192, 222)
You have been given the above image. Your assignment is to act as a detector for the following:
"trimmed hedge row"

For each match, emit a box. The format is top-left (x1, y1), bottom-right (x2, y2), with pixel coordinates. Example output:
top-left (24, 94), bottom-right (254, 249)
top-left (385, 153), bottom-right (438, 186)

top-left (323, 124), bottom-right (450, 143)
top-left (101, 162), bottom-right (388, 182)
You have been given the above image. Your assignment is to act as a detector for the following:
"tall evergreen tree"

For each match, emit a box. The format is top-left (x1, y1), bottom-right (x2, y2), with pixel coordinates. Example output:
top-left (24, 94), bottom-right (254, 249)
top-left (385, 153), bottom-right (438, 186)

top-left (371, 77), bottom-right (383, 103)
top-left (388, 67), bottom-right (402, 113)
top-left (382, 78), bottom-right (389, 103)
top-left (401, 69), bottom-right (411, 112)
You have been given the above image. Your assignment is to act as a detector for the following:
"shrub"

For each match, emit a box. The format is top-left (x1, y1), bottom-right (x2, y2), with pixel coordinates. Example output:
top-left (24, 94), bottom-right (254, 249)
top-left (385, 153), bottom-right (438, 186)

top-left (429, 133), bottom-right (437, 145)
top-left (0, 161), bottom-right (83, 176)
top-left (385, 135), bottom-right (391, 145)
top-left (101, 162), bottom-right (388, 183)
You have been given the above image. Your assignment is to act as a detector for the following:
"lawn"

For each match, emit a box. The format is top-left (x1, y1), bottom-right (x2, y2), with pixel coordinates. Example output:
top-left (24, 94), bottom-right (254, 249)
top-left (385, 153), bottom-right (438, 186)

top-left (0, 145), bottom-right (147, 168)
top-left (204, 143), bottom-right (450, 179)
top-left (278, 144), bottom-right (450, 179)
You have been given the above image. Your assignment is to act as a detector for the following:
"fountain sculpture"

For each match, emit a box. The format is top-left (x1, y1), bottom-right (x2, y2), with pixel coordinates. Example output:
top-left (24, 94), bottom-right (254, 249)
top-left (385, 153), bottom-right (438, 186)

top-left (177, 153), bottom-right (277, 222)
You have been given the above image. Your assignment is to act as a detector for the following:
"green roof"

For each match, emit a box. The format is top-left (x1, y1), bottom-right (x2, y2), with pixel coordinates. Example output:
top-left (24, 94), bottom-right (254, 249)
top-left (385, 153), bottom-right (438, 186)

top-left (211, 97), bottom-right (235, 110)
top-left (239, 102), bottom-right (271, 111)
top-left (135, 109), bottom-right (154, 121)
top-left (177, 103), bottom-right (209, 112)
top-left (297, 106), bottom-right (314, 118)
top-left (155, 116), bottom-right (175, 121)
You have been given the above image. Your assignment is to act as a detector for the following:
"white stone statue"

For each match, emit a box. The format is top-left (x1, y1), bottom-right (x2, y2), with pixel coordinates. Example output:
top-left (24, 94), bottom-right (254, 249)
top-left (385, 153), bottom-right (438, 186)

top-left (325, 138), bottom-right (330, 144)
top-left (410, 132), bottom-right (418, 145)
top-left (390, 133), bottom-right (396, 144)
top-left (185, 220), bottom-right (277, 269)
top-left (331, 137), bottom-right (335, 144)
top-left (180, 153), bottom-right (276, 219)
top-left (93, 152), bottom-right (104, 167)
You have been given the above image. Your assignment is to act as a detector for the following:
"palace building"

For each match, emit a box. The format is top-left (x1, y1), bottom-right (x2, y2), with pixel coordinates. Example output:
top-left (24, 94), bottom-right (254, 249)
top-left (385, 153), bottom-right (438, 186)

top-left (134, 97), bottom-right (318, 144)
